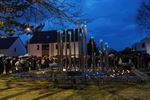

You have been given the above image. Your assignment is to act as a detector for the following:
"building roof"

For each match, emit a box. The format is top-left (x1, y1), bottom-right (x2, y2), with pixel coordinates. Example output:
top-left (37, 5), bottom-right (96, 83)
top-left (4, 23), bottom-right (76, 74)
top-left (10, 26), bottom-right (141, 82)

top-left (30, 29), bottom-right (82, 44)
top-left (0, 37), bottom-right (18, 49)
top-left (141, 37), bottom-right (150, 42)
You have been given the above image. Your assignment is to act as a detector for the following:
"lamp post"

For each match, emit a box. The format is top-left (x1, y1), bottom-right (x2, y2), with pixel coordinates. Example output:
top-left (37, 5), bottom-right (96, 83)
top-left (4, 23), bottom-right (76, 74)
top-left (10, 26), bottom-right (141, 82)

top-left (25, 27), bottom-right (32, 55)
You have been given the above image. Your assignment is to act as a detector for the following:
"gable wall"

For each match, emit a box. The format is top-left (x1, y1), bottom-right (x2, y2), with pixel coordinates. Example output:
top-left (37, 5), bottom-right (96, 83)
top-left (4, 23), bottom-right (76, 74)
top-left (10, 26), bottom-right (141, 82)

top-left (6, 38), bottom-right (26, 57)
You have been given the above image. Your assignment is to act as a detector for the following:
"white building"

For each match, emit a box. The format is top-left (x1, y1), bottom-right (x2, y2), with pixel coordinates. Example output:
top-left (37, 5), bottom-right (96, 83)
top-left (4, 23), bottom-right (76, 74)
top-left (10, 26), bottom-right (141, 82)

top-left (132, 37), bottom-right (150, 54)
top-left (28, 29), bottom-right (81, 57)
top-left (0, 37), bottom-right (26, 57)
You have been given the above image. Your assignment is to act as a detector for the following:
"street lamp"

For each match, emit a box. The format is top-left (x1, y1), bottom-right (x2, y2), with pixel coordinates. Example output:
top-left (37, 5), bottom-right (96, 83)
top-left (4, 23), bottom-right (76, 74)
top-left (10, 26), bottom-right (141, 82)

top-left (25, 27), bottom-right (32, 55)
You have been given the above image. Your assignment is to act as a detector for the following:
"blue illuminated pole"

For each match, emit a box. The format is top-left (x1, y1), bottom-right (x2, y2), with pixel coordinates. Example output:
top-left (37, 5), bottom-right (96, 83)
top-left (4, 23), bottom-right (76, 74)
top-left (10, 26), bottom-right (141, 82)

top-left (83, 22), bottom-right (87, 71)
top-left (80, 32), bottom-right (83, 71)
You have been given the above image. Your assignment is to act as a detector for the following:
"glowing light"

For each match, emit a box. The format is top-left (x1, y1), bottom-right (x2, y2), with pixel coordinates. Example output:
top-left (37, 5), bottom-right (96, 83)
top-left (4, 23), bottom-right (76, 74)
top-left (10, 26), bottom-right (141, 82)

top-left (60, 30), bottom-right (63, 34)
top-left (25, 27), bottom-right (31, 32)
top-left (68, 31), bottom-right (72, 35)
top-left (110, 75), bottom-right (114, 78)
top-left (91, 36), bottom-right (94, 39)
top-left (63, 68), bottom-right (66, 71)
top-left (100, 39), bottom-right (103, 42)
top-left (127, 70), bottom-right (130, 73)
top-left (117, 73), bottom-right (119, 75)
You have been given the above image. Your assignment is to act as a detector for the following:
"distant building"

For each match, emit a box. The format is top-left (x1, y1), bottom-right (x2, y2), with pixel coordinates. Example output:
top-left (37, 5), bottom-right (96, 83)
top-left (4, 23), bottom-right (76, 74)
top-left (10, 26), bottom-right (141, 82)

top-left (0, 37), bottom-right (26, 57)
top-left (132, 37), bottom-right (150, 54)
top-left (28, 29), bottom-right (82, 57)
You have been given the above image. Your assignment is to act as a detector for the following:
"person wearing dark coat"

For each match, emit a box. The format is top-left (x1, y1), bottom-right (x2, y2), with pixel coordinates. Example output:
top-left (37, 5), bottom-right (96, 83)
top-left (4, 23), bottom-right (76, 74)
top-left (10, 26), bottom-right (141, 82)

top-left (0, 58), bottom-right (4, 74)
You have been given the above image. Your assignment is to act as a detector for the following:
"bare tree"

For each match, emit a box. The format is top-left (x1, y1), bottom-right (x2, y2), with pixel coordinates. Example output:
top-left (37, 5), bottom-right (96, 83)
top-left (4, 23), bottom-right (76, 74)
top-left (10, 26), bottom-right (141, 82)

top-left (0, 0), bottom-right (81, 36)
top-left (136, 0), bottom-right (150, 33)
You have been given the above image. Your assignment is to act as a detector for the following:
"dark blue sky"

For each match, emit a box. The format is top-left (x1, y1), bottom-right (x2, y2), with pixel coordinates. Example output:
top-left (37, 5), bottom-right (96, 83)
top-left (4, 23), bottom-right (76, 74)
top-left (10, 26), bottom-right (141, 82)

top-left (81, 0), bottom-right (148, 50)
top-left (21, 0), bottom-right (148, 51)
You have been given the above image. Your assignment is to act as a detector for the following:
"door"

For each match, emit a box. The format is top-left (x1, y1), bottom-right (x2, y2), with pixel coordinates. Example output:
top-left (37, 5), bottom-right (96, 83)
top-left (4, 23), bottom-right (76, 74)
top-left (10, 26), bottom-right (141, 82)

top-left (42, 44), bottom-right (49, 56)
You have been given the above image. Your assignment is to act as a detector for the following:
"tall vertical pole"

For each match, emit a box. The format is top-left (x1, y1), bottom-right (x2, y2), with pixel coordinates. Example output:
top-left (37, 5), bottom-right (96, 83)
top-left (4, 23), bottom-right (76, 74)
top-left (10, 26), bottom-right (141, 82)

top-left (100, 40), bottom-right (103, 69)
top-left (83, 22), bottom-right (87, 71)
top-left (73, 29), bottom-right (76, 69)
top-left (91, 37), bottom-right (95, 72)
top-left (105, 42), bottom-right (109, 68)
top-left (77, 21), bottom-right (81, 70)
top-left (60, 30), bottom-right (63, 71)
top-left (28, 34), bottom-right (30, 55)
top-left (68, 31), bottom-right (72, 70)
top-left (80, 32), bottom-right (83, 71)
top-left (57, 30), bottom-right (61, 71)
top-left (65, 30), bottom-right (67, 70)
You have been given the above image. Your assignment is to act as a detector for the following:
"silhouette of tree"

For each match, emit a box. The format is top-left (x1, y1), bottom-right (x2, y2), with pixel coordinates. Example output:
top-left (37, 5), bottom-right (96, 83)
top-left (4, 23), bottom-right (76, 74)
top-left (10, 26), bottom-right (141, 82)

top-left (0, 0), bottom-right (81, 36)
top-left (136, 0), bottom-right (150, 32)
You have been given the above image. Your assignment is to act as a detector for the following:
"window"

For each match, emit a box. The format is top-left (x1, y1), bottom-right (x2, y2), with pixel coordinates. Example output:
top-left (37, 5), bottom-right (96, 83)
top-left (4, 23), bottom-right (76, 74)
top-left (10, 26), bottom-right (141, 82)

top-left (142, 43), bottom-right (145, 48)
top-left (37, 45), bottom-right (40, 50)
top-left (56, 44), bottom-right (58, 49)
top-left (42, 44), bottom-right (49, 50)
top-left (14, 48), bottom-right (16, 52)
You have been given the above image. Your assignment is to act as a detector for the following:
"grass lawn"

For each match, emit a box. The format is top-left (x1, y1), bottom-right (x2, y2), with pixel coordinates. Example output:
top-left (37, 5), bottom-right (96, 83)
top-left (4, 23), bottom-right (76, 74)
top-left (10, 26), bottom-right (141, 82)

top-left (0, 75), bottom-right (150, 100)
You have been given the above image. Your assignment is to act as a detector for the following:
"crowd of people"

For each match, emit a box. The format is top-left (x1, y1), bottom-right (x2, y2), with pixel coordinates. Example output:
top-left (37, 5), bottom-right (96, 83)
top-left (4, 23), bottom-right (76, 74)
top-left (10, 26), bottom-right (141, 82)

top-left (0, 56), bottom-right (56, 74)
top-left (0, 53), bottom-right (150, 75)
